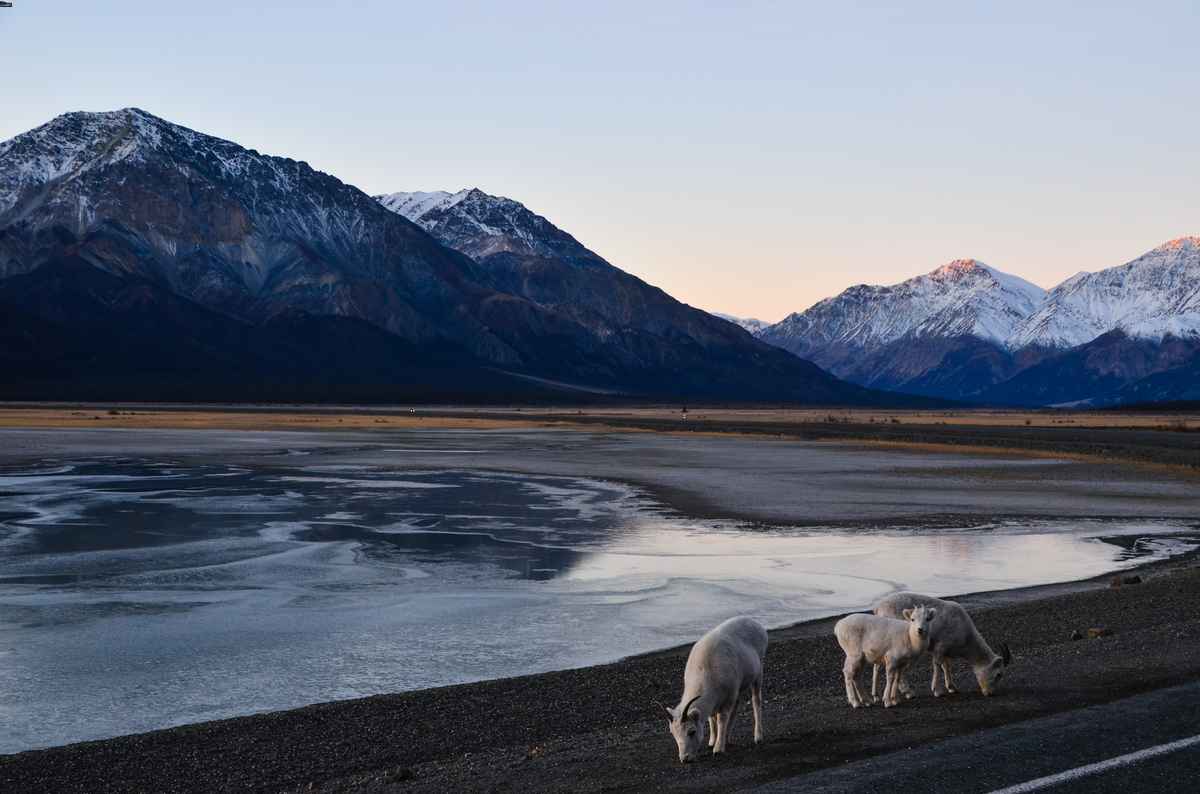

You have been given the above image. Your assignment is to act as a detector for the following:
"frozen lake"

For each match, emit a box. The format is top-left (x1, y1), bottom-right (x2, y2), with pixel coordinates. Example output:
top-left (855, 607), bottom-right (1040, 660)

top-left (1, 427), bottom-right (1197, 753)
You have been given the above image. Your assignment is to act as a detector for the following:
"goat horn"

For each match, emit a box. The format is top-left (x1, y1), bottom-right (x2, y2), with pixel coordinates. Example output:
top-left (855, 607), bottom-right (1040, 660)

top-left (681, 693), bottom-right (703, 721)
top-left (1001, 643), bottom-right (1012, 666)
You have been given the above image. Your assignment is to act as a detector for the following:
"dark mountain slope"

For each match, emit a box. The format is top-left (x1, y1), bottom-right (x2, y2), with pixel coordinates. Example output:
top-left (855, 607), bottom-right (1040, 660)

top-left (975, 331), bottom-right (1200, 407)
top-left (374, 188), bottom-right (898, 403)
top-left (0, 257), bottom-right (566, 403)
top-left (1115, 354), bottom-right (1200, 406)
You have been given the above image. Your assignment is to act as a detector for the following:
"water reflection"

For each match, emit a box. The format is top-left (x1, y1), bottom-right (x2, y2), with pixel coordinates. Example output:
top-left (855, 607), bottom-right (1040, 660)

top-left (0, 457), bottom-right (1196, 754)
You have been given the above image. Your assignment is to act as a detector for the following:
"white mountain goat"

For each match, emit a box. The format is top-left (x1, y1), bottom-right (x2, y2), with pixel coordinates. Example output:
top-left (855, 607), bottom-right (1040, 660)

top-left (659, 616), bottom-right (768, 763)
top-left (835, 606), bottom-right (935, 708)
top-left (872, 592), bottom-right (1012, 699)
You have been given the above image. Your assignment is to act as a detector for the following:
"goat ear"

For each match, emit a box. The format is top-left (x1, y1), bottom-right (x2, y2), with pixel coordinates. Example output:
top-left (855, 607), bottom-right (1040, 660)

top-left (902, 608), bottom-right (913, 620)
top-left (653, 699), bottom-right (674, 719)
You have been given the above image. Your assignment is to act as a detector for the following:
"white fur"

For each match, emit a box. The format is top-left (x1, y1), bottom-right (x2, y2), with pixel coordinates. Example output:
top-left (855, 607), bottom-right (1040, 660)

top-left (872, 592), bottom-right (1011, 699)
top-left (664, 616), bottom-right (768, 762)
top-left (834, 607), bottom-right (935, 708)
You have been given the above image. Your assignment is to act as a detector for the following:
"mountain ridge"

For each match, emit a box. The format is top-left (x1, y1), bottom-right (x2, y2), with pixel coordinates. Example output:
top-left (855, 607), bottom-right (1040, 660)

top-left (1009, 236), bottom-right (1200, 349)
top-left (754, 240), bottom-right (1200, 404)
top-left (761, 259), bottom-right (1045, 358)
top-left (0, 108), bottom-right (906, 405)
top-left (374, 185), bottom-right (893, 403)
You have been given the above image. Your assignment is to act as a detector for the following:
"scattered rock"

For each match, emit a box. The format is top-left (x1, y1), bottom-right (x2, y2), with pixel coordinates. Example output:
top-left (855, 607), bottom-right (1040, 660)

top-left (1087, 627), bottom-right (1113, 639)
top-left (1070, 630), bottom-right (1084, 641)
top-left (1123, 575), bottom-right (1143, 585)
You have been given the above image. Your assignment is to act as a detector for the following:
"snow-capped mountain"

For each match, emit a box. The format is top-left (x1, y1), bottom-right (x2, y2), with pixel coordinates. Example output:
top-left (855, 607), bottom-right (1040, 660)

top-left (761, 260), bottom-right (1045, 359)
top-left (376, 188), bottom-right (706, 332)
top-left (0, 109), bottom-right (891, 404)
top-left (712, 313), bottom-right (771, 334)
top-left (372, 186), bottom-right (883, 402)
top-left (0, 108), bottom-right (519, 359)
top-left (1010, 237), bottom-right (1200, 349)
top-left (758, 242), bottom-right (1200, 404)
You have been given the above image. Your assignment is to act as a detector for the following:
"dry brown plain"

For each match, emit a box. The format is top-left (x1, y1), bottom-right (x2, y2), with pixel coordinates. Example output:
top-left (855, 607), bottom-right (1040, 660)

top-left (0, 404), bottom-right (1196, 431)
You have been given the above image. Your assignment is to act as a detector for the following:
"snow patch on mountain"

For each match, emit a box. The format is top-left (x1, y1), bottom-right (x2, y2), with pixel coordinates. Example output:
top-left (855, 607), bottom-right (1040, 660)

top-left (0, 108), bottom-right (308, 219)
top-left (375, 188), bottom-right (603, 264)
top-left (712, 313), bottom-right (771, 334)
top-left (375, 190), bottom-right (471, 228)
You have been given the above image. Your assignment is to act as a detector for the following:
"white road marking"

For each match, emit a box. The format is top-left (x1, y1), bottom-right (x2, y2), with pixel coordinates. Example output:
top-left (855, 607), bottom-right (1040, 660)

top-left (985, 733), bottom-right (1200, 794)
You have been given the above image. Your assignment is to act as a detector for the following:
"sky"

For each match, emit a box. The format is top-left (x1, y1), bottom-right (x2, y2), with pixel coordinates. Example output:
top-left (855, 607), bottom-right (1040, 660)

top-left (2, 1), bottom-right (1197, 321)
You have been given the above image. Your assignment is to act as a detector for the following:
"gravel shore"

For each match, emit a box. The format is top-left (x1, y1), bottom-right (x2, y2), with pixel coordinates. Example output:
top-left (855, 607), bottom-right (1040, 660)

top-left (4, 552), bottom-right (1198, 794)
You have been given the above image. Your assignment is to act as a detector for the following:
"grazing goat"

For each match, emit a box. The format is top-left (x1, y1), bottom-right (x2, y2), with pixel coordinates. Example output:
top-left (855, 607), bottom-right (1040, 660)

top-left (872, 592), bottom-right (1012, 699)
top-left (835, 607), bottom-right (935, 708)
top-left (660, 616), bottom-right (767, 763)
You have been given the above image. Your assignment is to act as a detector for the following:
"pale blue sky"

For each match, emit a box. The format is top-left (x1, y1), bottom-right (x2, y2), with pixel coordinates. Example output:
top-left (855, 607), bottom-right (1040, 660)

top-left (3, 1), bottom-right (1197, 320)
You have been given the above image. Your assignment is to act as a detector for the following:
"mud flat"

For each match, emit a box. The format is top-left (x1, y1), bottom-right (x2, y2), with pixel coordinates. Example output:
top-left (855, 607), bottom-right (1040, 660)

top-left (2, 423), bottom-right (1198, 527)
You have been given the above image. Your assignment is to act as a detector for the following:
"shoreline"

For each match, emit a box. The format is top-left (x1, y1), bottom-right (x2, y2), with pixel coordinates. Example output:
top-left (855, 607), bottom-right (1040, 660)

top-left (615, 541), bottom-right (1200, 660)
top-left (4, 549), bottom-right (1199, 793)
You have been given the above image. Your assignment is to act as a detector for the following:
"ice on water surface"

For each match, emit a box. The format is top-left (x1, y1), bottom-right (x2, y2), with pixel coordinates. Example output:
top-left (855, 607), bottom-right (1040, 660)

top-left (0, 445), bottom-right (1194, 753)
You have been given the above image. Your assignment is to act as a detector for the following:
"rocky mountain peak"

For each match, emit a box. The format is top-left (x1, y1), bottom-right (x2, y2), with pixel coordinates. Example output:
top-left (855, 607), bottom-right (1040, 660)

top-left (1156, 236), bottom-right (1200, 252)
top-left (0, 107), bottom-right (347, 228)
top-left (376, 187), bottom-right (603, 265)
top-left (932, 258), bottom-right (986, 276)
top-left (759, 258), bottom-right (1045, 360)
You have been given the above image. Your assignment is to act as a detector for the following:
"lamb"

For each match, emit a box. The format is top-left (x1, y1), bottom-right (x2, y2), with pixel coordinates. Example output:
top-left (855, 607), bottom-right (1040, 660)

top-left (659, 616), bottom-right (767, 763)
top-left (834, 606), bottom-right (935, 708)
top-left (872, 592), bottom-right (1012, 699)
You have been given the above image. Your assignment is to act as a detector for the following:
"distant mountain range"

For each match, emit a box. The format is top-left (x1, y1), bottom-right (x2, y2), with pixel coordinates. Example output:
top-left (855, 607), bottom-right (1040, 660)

top-left (0, 108), bottom-right (902, 405)
top-left (711, 313), bottom-right (771, 335)
top-left (755, 239), bottom-right (1200, 406)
